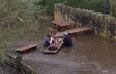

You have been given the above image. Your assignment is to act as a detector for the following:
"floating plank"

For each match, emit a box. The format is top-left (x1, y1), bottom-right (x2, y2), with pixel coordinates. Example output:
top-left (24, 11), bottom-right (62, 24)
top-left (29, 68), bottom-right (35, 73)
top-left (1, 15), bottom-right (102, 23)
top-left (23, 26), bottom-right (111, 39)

top-left (16, 44), bottom-right (38, 52)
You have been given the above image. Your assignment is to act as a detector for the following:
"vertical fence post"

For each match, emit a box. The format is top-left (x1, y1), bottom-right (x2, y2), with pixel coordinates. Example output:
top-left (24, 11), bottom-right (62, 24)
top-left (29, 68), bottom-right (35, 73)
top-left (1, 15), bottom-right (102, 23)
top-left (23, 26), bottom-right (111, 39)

top-left (16, 53), bottom-right (22, 73)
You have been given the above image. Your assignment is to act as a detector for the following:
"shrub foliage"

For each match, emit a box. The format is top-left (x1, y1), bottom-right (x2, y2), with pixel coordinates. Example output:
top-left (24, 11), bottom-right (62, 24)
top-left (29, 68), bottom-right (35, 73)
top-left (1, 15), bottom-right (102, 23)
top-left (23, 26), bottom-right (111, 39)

top-left (38, 0), bottom-right (104, 14)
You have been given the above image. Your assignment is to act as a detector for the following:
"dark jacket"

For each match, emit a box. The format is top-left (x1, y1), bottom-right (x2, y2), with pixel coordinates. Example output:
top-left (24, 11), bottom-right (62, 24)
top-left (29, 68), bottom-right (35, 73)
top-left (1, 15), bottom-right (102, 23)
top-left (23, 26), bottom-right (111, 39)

top-left (43, 37), bottom-right (50, 47)
top-left (63, 35), bottom-right (73, 47)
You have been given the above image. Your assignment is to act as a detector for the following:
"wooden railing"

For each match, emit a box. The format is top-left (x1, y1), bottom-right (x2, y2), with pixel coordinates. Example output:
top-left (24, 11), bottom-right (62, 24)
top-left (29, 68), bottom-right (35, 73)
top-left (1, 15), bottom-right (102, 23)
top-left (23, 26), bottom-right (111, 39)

top-left (5, 53), bottom-right (36, 74)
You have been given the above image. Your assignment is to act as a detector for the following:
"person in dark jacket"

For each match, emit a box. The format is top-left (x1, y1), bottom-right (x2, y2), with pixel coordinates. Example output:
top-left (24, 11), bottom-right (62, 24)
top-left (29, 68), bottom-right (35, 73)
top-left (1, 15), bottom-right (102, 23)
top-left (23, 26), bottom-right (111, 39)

top-left (43, 34), bottom-right (51, 47)
top-left (63, 32), bottom-right (73, 47)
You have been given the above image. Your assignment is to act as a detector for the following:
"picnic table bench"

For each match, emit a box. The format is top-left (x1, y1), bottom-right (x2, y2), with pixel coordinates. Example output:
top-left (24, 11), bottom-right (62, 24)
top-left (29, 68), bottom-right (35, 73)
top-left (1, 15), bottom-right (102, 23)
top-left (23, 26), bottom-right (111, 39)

top-left (52, 21), bottom-right (74, 31)
top-left (55, 27), bottom-right (92, 37)
top-left (43, 38), bottom-right (63, 54)
top-left (16, 44), bottom-right (38, 53)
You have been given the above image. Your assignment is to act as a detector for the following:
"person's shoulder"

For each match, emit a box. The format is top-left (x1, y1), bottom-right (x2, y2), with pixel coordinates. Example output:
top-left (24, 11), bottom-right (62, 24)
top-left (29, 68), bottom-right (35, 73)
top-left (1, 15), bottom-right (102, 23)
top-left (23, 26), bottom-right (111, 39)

top-left (44, 37), bottom-right (48, 41)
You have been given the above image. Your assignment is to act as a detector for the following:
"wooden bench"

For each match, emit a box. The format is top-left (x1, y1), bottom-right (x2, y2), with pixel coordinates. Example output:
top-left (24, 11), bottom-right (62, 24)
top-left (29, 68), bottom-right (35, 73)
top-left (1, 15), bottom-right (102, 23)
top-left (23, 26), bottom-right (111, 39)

top-left (43, 38), bottom-right (63, 54)
top-left (16, 44), bottom-right (38, 53)
top-left (55, 27), bottom-right (92, 37)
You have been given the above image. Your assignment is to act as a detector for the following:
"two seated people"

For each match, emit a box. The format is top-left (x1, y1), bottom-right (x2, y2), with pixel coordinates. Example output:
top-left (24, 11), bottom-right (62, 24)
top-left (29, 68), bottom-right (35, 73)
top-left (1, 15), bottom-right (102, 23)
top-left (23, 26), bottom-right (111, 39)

top-left (43, 32), bottom-right (73, 51)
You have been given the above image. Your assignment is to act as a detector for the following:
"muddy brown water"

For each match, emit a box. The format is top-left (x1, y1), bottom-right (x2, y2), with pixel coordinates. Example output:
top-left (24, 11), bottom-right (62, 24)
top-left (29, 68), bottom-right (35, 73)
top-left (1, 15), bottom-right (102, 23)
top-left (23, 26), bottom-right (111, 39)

top-left (15, 18), bottom-right (116, 74)
top-left (22, 34), bottom-right (116, 74)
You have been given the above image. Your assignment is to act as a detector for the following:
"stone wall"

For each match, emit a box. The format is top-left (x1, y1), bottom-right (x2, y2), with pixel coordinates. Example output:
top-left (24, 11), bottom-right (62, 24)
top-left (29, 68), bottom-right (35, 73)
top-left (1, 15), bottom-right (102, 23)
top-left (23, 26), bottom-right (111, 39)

top-left (54, 4), bottom-right (116, 39)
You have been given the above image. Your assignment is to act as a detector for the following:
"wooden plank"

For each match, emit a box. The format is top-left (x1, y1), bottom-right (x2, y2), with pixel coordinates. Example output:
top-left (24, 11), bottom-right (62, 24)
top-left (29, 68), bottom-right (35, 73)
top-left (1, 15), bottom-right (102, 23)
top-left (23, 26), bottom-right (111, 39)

top-left (16, 44), bottom-right (38, 52)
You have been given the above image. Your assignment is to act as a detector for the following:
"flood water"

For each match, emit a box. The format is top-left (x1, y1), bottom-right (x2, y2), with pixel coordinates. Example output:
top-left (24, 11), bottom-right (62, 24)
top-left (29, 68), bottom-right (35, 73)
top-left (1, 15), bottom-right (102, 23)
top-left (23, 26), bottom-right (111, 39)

top-left (61, 35), bottom-right (116, 70)
top-left (21, 18), bottom-right (116, 74)
top-left (23, 34), bottom-right (116, 74)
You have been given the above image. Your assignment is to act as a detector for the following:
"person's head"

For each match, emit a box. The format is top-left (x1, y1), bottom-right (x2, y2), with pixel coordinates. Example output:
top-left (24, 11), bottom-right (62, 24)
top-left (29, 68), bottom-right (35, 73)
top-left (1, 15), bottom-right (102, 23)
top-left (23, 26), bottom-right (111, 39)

top-left (63, 32), bottom-right (68, 36)
top-left (47, 34), bottom-right (51, 38)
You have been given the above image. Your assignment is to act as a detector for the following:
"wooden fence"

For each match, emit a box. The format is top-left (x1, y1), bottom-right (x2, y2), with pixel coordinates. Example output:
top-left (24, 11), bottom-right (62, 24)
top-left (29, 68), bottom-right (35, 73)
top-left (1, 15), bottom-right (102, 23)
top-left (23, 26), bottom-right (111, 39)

top-left (5, 53), bottom-right (36, 74)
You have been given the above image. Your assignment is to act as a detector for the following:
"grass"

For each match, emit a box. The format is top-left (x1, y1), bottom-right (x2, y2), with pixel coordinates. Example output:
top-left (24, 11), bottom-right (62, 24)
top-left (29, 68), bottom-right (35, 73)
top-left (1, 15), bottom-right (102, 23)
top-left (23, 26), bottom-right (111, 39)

top-left (0, 15), bottom-right (53, 58)
top-left (0, 0), bottom-right (49, 63)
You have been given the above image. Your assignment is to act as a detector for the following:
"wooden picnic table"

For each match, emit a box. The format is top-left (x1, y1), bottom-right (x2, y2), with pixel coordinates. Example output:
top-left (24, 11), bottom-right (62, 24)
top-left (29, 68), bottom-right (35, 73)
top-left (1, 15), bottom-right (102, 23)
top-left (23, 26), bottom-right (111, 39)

top-left (52, 21), bottom-right (73, 31)
top-left (43, 38), bottom-right (63, 54)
